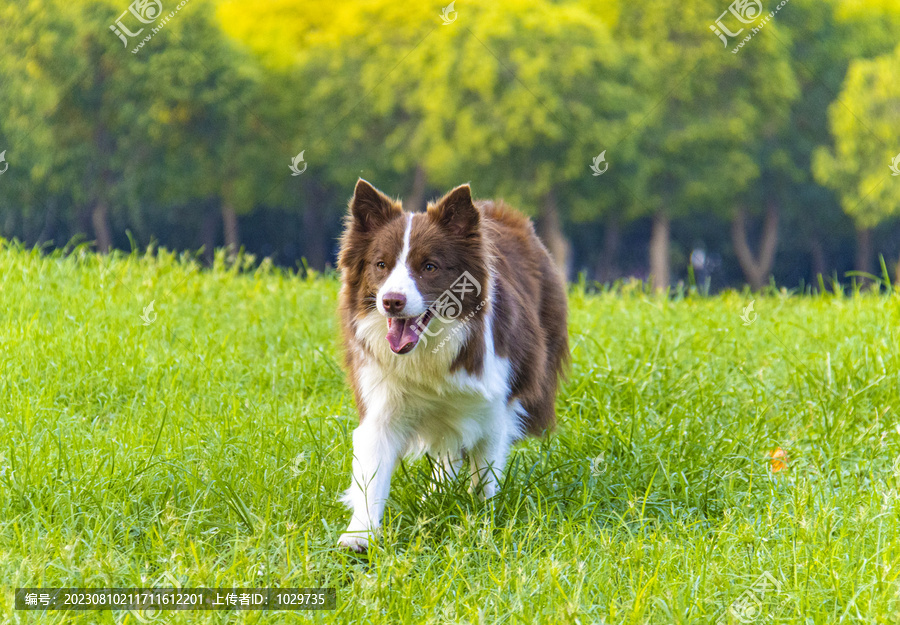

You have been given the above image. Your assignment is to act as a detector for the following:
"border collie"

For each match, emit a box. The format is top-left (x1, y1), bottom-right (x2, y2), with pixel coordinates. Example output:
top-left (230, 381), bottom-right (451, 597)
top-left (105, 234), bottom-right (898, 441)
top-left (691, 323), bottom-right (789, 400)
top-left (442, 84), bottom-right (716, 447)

top-left (336, 179), bottom-right (568, 552)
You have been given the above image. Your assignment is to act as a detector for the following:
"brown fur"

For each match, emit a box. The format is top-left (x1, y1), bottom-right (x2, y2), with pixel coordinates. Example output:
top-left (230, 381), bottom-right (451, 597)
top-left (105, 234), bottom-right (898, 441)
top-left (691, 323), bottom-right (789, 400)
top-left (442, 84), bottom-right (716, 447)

top-left (337, 179), bottom-right (568, 436)
top-left (478, 200), bottom-right (569, 435)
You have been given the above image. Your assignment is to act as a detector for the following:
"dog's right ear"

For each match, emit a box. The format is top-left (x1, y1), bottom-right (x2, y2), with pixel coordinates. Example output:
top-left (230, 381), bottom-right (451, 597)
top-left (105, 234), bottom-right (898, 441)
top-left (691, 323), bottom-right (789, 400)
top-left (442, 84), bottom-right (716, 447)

top-left (349, 179), bottom-right (401, 232)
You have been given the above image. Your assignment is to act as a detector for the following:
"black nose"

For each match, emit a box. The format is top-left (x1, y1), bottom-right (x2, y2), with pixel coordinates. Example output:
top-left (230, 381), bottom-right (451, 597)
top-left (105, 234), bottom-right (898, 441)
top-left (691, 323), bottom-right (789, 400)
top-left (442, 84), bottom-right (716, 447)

top-left (382, 292), bottom-right (406, 314)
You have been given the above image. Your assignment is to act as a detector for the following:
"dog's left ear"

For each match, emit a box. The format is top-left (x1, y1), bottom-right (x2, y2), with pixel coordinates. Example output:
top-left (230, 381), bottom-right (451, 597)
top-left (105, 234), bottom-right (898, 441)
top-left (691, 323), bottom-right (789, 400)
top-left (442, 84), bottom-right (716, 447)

top-left (429, 184), bottom-right (479, 237)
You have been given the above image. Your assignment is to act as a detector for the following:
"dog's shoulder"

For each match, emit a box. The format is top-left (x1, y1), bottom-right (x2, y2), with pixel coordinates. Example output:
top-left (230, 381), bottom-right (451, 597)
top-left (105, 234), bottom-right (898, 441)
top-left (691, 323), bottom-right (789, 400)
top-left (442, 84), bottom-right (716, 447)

top-left (477, 200), bottom-right (534, 238)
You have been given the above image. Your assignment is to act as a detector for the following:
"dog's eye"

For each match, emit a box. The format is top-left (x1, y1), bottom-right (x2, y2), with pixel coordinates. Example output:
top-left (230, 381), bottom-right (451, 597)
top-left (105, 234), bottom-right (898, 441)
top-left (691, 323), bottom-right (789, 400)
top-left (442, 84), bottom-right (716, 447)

top-left (424, 263), bottom-right (437, 272)
top-left (376, 261), bottom-right (386, 270)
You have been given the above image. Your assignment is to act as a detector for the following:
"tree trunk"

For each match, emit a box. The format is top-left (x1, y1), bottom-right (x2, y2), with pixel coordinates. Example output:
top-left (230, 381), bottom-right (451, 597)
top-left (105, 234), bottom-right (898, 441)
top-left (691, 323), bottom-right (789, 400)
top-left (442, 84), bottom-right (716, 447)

top-left (200, 205), bottom-right (218, 264)
top-left (407, 164), bottom-right (427, 212)
top-left (537, 189), bottom-right (570, 278)
top-left (595, 218), bottom-right (620, 283)
top-left (222, 203), bottom-right (239, 258)
top-left (731, 201), bottom-right (779, 291)
top-left (810, 236), bottom-right (826, 283)
top-left (855, 227), bottom-right (873, 276)
top-left (91, 109), bottom-right (114, 253)
top-left (649, 212), bottom-right (670, 293)
top-left (92, 201), bottom-right (112, 253)
top-left (302, 199), bottom-right (327, 270)
top-left (2, 207), bottom-right (16, 240)
top-left (76, 207), bottom-right (93, 242)
top-left (37, 200), bottom-right (57, 245)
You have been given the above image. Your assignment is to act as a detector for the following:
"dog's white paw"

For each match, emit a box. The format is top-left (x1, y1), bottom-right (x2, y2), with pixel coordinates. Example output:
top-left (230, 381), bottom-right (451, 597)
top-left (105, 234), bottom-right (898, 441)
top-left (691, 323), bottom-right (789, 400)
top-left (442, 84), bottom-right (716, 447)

top-left (338, 532), bottom-right (370, 553)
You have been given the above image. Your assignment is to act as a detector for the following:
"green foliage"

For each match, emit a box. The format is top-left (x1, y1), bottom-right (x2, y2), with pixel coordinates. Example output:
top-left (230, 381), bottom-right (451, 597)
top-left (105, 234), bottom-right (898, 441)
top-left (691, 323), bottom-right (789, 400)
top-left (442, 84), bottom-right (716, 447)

top-left (366, 0), bottom-right (637, 212)
top-left (1, 0), bottom-right (899, 283)
top-left (0, 0), bottom-right (133, 214)
top-left (615, 0), bottom-right (798, 221)
top-left (220, 0), bottom-right (638, 215)
top-left (0, 0), bottom-right (279, 234)
top-left (813, 42), bottom-right (900, 229)
top-left (132, 0), bottom-right (280, 214)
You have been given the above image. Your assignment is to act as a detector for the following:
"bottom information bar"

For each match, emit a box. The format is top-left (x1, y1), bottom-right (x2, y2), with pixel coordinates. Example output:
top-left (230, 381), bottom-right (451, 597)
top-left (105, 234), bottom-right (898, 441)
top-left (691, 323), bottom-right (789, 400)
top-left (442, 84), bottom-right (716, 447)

top-left (15, 588), bottom-right (336, 610)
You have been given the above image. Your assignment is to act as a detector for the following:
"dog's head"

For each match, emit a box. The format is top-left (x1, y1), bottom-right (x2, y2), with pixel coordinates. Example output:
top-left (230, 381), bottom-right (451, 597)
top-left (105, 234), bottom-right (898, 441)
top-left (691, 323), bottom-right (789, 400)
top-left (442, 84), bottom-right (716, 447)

top-left (338, 179), bottom-right (487, 355)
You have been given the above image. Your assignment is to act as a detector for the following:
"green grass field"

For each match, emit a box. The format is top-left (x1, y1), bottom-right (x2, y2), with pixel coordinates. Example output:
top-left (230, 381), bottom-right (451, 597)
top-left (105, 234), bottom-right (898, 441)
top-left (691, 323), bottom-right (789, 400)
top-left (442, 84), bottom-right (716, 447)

top-left (2, 241), bottom-right (900, 624)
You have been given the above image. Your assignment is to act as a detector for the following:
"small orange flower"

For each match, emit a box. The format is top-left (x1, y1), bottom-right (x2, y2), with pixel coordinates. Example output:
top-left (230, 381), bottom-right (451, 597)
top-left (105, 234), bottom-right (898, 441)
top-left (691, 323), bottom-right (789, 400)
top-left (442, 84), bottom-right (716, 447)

top-left (768, 448), bottom-right (788, 473)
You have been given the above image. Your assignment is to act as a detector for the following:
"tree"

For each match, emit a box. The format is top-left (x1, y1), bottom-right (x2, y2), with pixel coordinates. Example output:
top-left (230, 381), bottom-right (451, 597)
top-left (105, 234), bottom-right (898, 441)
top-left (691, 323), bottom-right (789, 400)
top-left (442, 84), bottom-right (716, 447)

top-left (0, 0), bottom-right (281, 256)
top-left (218, 0), bottom-right (425, 265)
top-left (772, 0), bottom-right (900, 283)
top-left (132, 0), bottom-right (281, 258)
top-left (220, 0), bottom-right (638, 276)
top-left (615, 0), bottom-right (797, 290)
top-left (751, 0), bottom-right (853, 287)
top-left (389, 0), bottom-right (643, 276)
top-left (0, 0), bottom-right (142, 252)
top-left (813, 48), bottom-right (900, 276)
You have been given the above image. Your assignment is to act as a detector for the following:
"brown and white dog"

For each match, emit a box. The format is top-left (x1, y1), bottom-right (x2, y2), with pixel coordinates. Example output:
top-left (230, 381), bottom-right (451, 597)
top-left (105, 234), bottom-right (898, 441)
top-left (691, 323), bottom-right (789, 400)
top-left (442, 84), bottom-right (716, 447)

top-left (336, 179), bottom-right (568, 552)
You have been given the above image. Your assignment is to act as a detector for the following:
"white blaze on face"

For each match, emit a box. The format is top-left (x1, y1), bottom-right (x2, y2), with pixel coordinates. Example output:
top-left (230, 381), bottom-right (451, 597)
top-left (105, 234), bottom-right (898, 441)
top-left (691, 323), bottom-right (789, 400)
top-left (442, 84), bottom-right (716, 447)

top-left (377, 214), bottom-right (426, 317)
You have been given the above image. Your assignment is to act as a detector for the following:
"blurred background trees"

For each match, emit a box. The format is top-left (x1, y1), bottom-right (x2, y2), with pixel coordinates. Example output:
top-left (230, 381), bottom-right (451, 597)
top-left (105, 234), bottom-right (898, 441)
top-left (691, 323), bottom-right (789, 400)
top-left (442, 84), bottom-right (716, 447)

top-left (1, 0), bottom-right (899, 290)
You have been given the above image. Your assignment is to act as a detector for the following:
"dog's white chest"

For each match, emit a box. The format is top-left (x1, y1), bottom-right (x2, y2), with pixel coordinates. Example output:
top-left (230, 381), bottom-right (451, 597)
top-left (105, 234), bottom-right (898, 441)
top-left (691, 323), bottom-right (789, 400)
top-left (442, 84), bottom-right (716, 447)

top-left (358, 360), bottom-right (503, 456)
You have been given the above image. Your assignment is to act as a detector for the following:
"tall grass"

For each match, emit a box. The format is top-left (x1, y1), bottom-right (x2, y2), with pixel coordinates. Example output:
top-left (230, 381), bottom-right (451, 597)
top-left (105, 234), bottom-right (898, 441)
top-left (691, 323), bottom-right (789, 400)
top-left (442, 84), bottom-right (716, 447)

top-left (2, 240), bottom-right (899, 623)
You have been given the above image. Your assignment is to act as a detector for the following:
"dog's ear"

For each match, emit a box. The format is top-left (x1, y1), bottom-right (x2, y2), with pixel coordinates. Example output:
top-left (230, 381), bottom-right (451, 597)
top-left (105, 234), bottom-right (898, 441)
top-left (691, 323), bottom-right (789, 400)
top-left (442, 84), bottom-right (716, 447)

top-left (349, 179), bottom-right (401, 232)
top-left (429, 184), bottom-right (479, 237)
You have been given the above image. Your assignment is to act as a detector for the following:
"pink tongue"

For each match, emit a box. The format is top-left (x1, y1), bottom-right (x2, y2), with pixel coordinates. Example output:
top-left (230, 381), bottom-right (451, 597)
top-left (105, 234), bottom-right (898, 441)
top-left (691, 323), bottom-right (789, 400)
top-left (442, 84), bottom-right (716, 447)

top-left (386, 317), bottom-right (421, 354)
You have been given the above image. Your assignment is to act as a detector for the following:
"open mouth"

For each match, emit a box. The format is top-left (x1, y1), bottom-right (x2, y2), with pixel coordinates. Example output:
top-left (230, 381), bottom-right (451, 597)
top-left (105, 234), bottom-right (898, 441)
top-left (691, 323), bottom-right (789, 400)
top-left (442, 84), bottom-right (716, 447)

top-left (385, 310), bottom-right (434, 354)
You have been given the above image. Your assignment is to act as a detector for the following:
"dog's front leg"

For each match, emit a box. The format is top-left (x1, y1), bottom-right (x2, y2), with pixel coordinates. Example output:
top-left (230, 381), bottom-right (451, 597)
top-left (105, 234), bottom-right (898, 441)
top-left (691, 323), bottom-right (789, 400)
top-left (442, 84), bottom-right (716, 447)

top-left (469, 401), bottom-right (516, 499)
top-left (338, 419), bottom-right (404, 552)
top-left (469, 440), bottom-right (508, 500)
